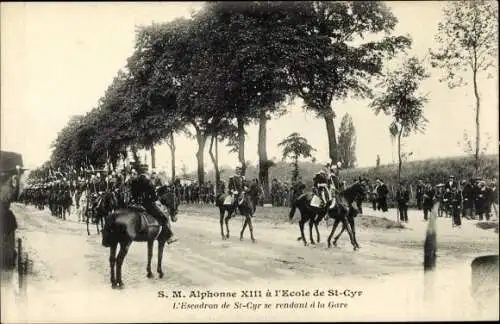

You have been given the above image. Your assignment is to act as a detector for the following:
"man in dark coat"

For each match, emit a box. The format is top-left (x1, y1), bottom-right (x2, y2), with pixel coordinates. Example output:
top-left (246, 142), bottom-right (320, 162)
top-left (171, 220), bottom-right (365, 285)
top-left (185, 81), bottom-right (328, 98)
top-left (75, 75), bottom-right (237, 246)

top-left (461, 179), bottom-right (475, 219)
top-left (475, 181), bottom-right (489, 221)
top-left (396, 183), bottom-right (410, 222)
top-left (415, 179), bottom-right (425, 210)
top-left (446, 185), bottom-right (462, 227)
top-left (422, 183), bottom-right (435, 221)
top-left (376, 179), bottom-right (389, 212)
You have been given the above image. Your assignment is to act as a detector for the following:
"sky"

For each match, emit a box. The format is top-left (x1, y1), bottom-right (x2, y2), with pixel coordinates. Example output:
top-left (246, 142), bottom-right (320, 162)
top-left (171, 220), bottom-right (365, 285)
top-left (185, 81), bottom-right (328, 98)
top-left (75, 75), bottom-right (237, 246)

top-left (1, 1), bottom-right (498, 174)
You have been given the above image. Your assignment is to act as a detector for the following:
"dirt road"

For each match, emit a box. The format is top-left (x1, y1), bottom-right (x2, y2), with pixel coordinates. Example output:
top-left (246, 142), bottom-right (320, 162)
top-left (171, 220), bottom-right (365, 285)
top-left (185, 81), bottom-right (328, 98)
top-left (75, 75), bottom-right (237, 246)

top-left (2, 203), bottom-right (498, 322)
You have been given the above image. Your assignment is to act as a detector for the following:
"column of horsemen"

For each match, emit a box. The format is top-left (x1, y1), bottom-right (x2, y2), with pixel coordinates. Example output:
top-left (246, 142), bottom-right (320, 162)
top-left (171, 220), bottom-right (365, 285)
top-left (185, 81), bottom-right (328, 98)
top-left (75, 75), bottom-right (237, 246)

top-left (19, 160), bottom-right (498, 228)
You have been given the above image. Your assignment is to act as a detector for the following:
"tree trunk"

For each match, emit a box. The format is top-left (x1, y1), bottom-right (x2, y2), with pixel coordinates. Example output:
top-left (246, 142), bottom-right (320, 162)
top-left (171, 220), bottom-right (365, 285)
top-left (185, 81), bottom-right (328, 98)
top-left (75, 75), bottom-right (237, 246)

top-left (323, 110), bottom-right (338, 163)
top-left (195, 128), bottom-right (207, 185)
top-left (397, 128), bottom-right (402, 185)
top-left (237, 117), bottom-right (246, 176)
top-left (150, 146), bottom-right (156, 170)
top-left (472, 67), bottom-right (481, 176)
top-left (167, 132), bottom-right (176, 180)
top-left (258, 110), bottom-right (271, 203)
top-left (293, 155), bottom-right (299, 183)
top-left (209, 134), bottom-right (220, 194)
top-left (397, 127), bottom-right (402, 224)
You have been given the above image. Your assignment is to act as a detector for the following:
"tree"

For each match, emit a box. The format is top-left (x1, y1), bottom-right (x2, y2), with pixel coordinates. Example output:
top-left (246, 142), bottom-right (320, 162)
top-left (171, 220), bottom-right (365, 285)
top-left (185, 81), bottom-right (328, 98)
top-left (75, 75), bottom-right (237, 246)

top-left (193, 2), bottom-right (290, 182)
top-left (337, 113), bottom-right (357, 168)
top-left (278, 133), bottom-right (316, 183)
top-left (370, 56), bottom-right (429, 186)
top-left (283, 1), bottom-right (411, 164)
top-left (376, 154), bottom-right (381, 168)
top-left (429, 0), bottom-right (498, 175)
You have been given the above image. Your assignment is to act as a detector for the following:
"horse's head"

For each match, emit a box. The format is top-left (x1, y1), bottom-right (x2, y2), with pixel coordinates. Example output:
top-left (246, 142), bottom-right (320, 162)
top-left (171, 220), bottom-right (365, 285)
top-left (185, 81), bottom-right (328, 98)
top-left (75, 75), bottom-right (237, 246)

top-left (157, 185), bottom-right (179, 223)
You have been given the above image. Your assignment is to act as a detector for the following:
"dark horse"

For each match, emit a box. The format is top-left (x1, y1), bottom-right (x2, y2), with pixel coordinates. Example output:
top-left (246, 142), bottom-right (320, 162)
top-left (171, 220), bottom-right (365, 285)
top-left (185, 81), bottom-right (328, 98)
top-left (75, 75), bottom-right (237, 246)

top-left (86, 191), bottom-right (118, 236)
top-left (289, 182), bottom-right (364, 250)
top-left (105, 185), bottom-right (178, 289)
top-left (215, 184), bottom-right (260, 242)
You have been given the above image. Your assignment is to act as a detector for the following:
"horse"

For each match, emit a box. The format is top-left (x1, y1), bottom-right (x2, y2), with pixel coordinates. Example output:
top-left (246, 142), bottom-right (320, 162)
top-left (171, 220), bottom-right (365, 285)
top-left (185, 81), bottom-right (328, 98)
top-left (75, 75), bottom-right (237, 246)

top-left (326, 182), bottom-right (364, 249)
top-left (86, 190), bottom-right (118, 236)
top-left (104, 185), bottom-right (179, 289)
top-left (215, 184), bottom-right (260, 242)
top-left (289, 182), bottom-right (363, 250)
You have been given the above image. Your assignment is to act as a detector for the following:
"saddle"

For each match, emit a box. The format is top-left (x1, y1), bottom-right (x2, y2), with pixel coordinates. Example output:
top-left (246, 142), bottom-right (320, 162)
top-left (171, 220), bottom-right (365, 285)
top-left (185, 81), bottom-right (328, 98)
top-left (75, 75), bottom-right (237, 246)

top-left (223, 194), bottom-right (235, 206)
top-left (127, 204), bottom-right (161, 233)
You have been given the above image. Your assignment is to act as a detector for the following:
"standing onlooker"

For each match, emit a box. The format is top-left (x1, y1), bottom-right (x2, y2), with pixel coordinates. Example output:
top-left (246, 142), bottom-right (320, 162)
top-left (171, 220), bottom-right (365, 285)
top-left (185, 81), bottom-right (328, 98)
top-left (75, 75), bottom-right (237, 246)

top-left (447, 185), bottom-right (462, 228)
top-left (422, 183), bottom-right (435, 221)
top-left (489, 180), bottom-right (498, 219)
top-left (396, 182), bottom-right (410, 222)
top-left (475, 181), bottom-right (489, 221)
top-left (415, 179), bottom-right (425, 210)
top-left (461, 179), bottom-right (474, 219)
top-left (376, 178), bottom-right (389, 212)
top-left (370, 182), bottom-right (378, 211)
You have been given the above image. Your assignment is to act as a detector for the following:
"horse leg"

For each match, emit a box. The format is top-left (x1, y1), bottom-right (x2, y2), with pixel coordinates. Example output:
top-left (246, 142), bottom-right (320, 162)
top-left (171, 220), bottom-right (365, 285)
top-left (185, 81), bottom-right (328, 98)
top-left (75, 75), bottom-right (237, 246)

top-left (116, 241), bottom-right (132, 289)
top-left (327, 219), bottom-right (341, 248)
top-left (219, 209), bottom-right (226, 240)
top-left (225, 212), bottom-right (232, 239)
top-left (308, 218), bottom-right (316, 245)
top-left (86, 212), bottom-right (90, 236)
top-left (239, 216), bottom-right (248, 241)
top-left (146, 240), bottom-right (154, 278)
top-left (314, 219), bottom-right (321, 244)
top-left (242, 215), bottom-right (255, 243)
top-left (157, 239), bottom-right (166, 278)
top-left (342, 215), bottom-right (358, 251)
top-left (348, 215), bottom-right (360, 250)
top-left (109, 242), bottom-right (118, 288)
top-left (298, 217), bottom-right (307, 246)
top-left (96, 213), bottom-right (100, 234)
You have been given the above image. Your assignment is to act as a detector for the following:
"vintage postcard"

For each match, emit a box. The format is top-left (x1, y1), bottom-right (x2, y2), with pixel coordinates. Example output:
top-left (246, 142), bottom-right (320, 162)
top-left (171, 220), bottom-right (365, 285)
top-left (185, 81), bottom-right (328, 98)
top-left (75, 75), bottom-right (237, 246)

top-left (1, 1), bottom-right (498, 322)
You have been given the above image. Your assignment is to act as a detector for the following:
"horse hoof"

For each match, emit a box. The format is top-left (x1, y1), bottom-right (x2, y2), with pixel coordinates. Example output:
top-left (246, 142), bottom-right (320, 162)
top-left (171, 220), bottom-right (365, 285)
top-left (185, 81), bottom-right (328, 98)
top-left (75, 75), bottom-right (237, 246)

top-left (327, 243), bottom-right (331, 248)
top-left (147, 272), bottom-right (154, 279)
top-left (251, 239), bottom-right (256, 244)
top-left (158, 272), bottom-right (164, 279)
top-left (296, 237), bottom-right (302, 241)
top-left (310, 241), bottom-right (316, 245)
top-left (225, 234), bottom-right (230, 239)
top-left (239, 236), bottom-right (243, 241)
top-left (116, 282), bottom-right (125, 289)
top-left (111, 282), bottom-right (118, 289)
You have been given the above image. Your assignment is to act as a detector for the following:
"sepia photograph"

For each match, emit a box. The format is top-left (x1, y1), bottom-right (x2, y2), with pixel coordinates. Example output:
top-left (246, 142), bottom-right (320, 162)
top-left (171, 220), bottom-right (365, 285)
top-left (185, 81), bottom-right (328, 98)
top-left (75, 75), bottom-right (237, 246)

top-left (1, 1), bottom-right (498, 322)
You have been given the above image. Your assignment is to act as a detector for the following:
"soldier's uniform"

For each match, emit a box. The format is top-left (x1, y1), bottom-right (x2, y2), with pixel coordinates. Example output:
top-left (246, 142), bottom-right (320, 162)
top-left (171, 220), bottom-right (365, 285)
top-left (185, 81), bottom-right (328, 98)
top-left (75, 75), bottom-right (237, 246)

top-left (446, 186), bottom-right (462, 227)
top-left (313, 170), bottom-right (330, 208)
top-left (102, 172), bottom-right (177, 247)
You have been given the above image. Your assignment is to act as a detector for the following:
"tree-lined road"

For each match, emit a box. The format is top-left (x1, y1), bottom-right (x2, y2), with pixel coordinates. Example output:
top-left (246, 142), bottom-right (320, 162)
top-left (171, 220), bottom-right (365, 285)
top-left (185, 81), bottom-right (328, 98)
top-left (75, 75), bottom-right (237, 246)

top-left (2, 203), bottom-right (498, 322)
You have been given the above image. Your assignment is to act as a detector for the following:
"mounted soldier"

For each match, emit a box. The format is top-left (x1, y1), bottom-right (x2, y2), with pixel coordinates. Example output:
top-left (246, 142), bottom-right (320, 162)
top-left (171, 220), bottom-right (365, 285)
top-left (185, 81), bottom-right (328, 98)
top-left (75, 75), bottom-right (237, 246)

top-left (313, 169), bottom-right (330, 208)
top-left (102, 164), bottom-right (177, 247)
